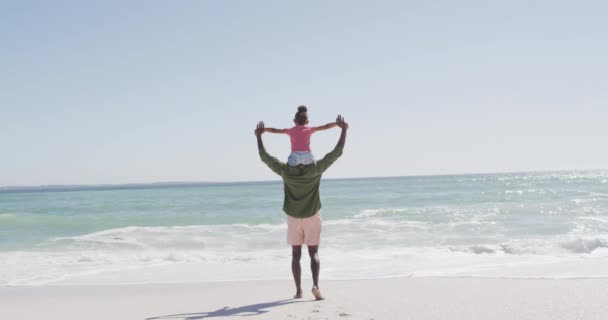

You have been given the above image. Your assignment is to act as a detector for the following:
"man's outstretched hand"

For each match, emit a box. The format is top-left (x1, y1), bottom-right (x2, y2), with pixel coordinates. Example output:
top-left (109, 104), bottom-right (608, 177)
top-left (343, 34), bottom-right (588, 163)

top-left (255, 121), bottom-right (265, 138)
top-left (336, 115), bottom-right (348, 130)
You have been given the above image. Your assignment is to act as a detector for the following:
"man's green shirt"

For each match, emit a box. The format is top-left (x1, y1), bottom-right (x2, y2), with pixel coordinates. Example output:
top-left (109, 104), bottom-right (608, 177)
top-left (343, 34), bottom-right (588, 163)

top-left (259, 144), bottom-right (344, 218)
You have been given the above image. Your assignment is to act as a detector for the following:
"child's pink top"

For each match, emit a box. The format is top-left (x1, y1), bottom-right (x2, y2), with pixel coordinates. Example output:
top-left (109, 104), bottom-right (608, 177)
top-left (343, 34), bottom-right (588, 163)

top-left (286, 125), bottom-right (316, 152)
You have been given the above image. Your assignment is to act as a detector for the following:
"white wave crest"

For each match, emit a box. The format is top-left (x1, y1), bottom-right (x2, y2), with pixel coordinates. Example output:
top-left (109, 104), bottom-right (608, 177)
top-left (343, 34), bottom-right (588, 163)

top-left (560, 238), bottom-right (608, 254)
top-left (355, 208), bottom-right (407, 218)
top-left (452, 237), bottom-right (608, 256)
top-left (47, 223), bottom-right (287, 251)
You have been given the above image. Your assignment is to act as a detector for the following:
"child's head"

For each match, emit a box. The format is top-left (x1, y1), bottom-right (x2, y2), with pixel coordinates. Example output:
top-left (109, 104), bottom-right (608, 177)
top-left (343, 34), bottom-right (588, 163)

top-left (294, 105), bottom-right (309, 125)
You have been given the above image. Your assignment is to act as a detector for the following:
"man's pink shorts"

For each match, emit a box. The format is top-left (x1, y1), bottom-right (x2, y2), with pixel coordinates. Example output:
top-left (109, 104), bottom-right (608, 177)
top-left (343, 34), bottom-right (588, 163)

top-left (287, 211), bottom-right (321, 246)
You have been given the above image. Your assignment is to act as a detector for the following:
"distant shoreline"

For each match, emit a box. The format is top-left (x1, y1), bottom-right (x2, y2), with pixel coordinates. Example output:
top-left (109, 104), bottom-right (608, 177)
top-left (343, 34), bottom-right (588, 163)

top-left (1, 169), bottom-right (605, 194)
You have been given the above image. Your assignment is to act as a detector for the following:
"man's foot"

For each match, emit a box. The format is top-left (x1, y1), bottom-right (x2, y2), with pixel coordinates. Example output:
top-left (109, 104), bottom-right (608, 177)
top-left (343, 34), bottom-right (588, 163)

top-left (293, 289), bottom-right (303, 299)
top-left (312, 286), bottom-right (325, 300)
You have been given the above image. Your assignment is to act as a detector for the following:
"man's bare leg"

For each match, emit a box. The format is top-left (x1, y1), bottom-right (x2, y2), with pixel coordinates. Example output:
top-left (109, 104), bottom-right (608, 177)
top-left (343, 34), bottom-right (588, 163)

top-left (291, 245), bottom-right (303, 298)
top-left (308, 245), bottom-right (324, 300)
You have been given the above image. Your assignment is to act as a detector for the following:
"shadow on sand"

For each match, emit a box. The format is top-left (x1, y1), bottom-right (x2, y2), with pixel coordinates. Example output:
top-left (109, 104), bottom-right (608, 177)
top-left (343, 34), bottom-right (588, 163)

top-left (146, 299), bottom-right (303, 319)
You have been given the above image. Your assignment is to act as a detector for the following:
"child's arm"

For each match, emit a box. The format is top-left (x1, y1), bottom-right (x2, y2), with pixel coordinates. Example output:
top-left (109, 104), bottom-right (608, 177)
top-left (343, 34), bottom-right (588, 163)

top-left (264, 127), bottom-right (287, 134)
top-left (313, 122), bottom-right (337, 132)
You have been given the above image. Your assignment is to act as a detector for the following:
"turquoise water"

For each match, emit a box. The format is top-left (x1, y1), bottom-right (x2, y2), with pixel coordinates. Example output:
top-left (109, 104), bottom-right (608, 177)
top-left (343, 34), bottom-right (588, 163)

top-left (2, 171), bottom-right (608, 285)
top-left (0, 183), bottom-right (285, 250)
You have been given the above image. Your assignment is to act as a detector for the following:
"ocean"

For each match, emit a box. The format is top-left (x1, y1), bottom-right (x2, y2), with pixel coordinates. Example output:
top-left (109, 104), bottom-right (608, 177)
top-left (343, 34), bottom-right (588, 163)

top-left (1, 171), bottom-right (608, 286)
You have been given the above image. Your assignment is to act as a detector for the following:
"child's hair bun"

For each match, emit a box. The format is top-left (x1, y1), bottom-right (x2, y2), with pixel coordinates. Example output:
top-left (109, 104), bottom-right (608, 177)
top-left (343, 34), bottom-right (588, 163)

top-left (298, 105), bottom-right (307, 113)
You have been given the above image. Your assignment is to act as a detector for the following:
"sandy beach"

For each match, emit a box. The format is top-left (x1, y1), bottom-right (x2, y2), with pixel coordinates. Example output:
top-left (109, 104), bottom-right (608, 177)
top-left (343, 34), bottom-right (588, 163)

top-left (2, 277), bottom-right (607, 320)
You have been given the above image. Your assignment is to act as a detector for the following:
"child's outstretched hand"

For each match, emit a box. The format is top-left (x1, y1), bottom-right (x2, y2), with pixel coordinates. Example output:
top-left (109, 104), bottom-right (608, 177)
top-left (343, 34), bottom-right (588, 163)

top-left (336, 115), bottom-right (348, 130)
top-left (254, 121), bottom-right (265, 137)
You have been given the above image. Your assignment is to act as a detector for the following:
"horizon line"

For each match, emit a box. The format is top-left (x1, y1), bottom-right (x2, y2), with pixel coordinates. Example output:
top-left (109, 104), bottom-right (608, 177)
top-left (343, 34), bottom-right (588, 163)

top-left (1, 168), bottom-right (606, 192)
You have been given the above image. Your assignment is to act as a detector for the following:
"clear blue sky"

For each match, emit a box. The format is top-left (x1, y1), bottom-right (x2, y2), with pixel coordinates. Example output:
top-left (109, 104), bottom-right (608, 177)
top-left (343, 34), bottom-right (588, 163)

top-left (1, 1), bottom-right (607, 186)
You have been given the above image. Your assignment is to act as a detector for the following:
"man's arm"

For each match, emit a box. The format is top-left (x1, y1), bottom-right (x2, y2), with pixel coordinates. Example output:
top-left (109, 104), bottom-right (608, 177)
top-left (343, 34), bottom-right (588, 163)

top-left (312, 122), bottom-right (337, 132)
top-left (336, 116), bottom-right (348, 147)
top-left (255, 122), bottom-right (286, 176)
top-left (316, 115), bottom-right (348, 173)
top-left (264, 127), bottom-right (287, 134)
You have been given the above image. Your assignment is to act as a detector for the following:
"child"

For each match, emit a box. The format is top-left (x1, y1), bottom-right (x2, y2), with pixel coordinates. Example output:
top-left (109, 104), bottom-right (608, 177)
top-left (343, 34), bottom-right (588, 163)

top-left (265, 106), bottom-right (337, 166)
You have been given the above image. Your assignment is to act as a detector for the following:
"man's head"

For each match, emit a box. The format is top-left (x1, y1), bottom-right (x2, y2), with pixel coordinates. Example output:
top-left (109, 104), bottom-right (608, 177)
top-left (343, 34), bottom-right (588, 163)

top-left (293, 105), bottom-right (309, 126)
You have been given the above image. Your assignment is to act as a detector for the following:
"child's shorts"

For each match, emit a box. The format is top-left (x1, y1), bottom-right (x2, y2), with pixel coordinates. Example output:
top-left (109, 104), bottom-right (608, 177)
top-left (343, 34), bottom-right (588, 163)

top-left (287, 151), bottom-right (315, 166)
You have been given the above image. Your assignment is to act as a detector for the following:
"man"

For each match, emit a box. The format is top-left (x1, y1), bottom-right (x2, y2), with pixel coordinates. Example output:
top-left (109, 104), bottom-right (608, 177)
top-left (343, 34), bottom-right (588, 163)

top-left (254, 115), bottom-right (348, 301)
